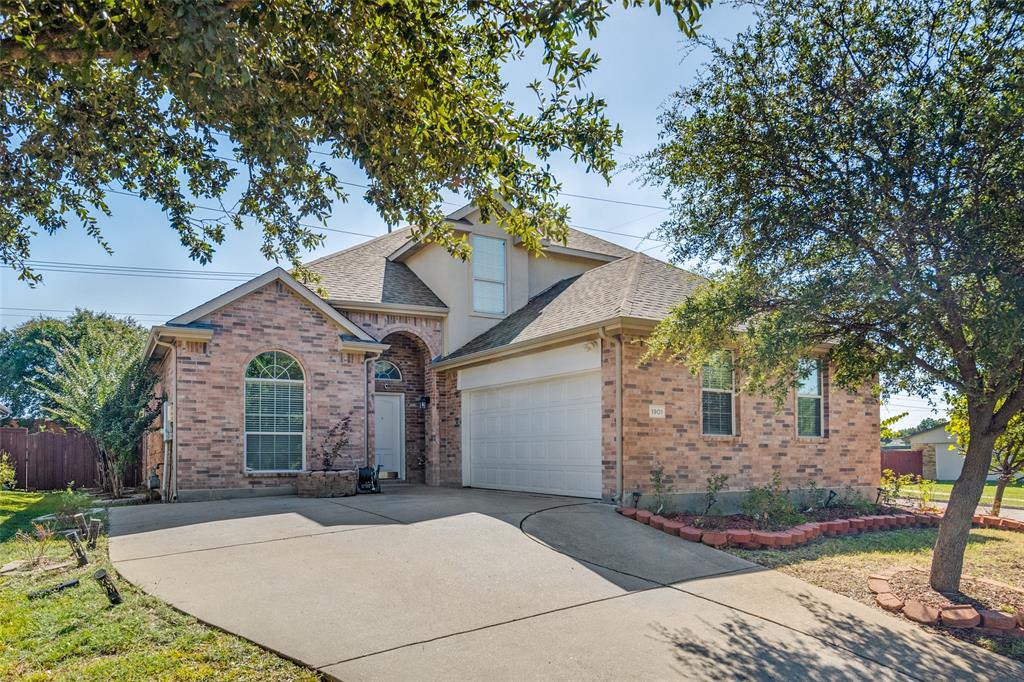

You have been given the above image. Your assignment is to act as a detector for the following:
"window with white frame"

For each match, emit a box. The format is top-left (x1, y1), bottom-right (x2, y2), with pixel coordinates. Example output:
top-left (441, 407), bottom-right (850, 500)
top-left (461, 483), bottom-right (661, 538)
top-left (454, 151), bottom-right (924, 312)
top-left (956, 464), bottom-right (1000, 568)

top-left (702, 351), bottom-right (734, 436)
top-left (797, 358), bottom-right (823, 437)
top-left (244, 351), bottom-right (305, 471)
top-left (472, 235), bottom-right (506, 314)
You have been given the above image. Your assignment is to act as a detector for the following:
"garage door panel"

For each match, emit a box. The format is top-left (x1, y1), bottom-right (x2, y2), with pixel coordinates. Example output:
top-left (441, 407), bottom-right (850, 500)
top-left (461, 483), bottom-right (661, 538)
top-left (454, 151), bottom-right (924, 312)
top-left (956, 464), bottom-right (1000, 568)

top-left (466, 371), bottom-right (601, 499)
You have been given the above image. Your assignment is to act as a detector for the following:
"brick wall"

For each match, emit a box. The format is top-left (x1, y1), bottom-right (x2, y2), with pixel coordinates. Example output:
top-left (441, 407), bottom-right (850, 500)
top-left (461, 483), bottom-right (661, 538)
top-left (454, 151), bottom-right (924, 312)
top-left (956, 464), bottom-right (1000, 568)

top-left (375, 332), bottom-right (428, 482)
top-left (606, 336), bottom-right (879, 501)
top-left (173, 281), bottom-right (369, 494)
top-left (433, 369), bottom-right (462, 486)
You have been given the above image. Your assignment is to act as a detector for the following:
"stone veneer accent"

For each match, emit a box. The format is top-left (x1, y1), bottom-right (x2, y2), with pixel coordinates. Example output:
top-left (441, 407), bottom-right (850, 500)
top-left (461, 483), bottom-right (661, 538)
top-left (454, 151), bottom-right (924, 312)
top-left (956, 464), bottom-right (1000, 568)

top-left (169, 281), bottom-right (370, 496)
top-left (603, 336), bottom-right (879, 504)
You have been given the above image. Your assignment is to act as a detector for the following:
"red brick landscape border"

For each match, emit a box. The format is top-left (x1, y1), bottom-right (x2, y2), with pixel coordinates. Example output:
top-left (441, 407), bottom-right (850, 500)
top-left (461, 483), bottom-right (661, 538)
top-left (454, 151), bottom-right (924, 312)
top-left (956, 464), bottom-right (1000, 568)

top-left (868, 568), bottom-right (1024, 639)
top-left (615, 507), bottom-right (1024, 550)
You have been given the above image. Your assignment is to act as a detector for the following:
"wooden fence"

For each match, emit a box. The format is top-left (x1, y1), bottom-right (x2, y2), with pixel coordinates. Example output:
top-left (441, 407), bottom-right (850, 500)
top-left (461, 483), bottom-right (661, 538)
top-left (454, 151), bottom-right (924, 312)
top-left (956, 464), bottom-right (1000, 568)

top-left (0, 426), bottom-right (142, 491)
top-left (880, 449), bottom-right (923, 478)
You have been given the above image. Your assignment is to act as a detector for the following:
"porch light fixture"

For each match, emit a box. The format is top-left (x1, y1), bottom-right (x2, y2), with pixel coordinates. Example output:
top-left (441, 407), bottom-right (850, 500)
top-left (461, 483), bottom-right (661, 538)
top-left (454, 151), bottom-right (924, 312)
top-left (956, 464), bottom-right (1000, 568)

top-left (418, 395), bottom-right (430, 410)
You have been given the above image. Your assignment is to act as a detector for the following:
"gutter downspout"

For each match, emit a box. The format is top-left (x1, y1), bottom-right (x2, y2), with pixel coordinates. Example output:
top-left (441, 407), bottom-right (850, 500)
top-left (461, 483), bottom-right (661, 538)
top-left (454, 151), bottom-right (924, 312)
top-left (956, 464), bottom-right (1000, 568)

top-left (599, 328), bottom-right (624, 504)
top-left (363, 351), bottom-right (383, 466)
top-left (154, 339), bottom-right (177, 502)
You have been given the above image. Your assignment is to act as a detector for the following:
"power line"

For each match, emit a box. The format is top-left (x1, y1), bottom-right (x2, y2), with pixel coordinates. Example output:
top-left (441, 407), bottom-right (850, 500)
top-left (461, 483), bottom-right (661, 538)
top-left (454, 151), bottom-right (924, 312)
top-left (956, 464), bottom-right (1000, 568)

top-left (27, 260), bottom-right (260, 277)
top-left (0, 306), bottom-right (172, 318)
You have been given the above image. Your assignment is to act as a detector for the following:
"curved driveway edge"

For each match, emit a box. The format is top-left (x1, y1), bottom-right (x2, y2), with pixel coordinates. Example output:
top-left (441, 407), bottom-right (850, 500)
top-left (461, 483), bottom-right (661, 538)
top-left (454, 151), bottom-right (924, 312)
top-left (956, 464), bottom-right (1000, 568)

top-left (109, 487), bottom-right (1024, 681)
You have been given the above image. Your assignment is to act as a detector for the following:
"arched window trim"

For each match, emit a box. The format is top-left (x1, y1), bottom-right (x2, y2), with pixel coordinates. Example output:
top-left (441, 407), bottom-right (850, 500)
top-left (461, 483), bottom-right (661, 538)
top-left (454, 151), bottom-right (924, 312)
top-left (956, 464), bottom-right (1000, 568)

top-left (374, 359), bottom-right (403, 382)
top-left (244, 351), bottom-right (305, 473)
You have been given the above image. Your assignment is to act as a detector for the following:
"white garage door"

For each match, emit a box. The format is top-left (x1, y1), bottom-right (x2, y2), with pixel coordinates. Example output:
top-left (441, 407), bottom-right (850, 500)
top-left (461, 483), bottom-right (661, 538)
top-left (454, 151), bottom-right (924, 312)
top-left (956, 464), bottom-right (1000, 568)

top-left (464, 370), bottom-right (602, 498)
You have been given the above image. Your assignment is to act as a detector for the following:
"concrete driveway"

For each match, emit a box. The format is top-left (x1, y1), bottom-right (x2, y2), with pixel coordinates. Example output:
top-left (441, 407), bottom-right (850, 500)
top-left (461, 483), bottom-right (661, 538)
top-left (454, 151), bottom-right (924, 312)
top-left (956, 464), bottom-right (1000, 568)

top-left (109, 486), bottom-right (1023, 681)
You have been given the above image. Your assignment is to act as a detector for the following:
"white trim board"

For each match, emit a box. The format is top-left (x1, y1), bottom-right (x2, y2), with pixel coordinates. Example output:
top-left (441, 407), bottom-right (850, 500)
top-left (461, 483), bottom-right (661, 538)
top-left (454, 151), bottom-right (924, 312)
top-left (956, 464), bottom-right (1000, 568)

top-left (456, 341), bottom-right (600, 392)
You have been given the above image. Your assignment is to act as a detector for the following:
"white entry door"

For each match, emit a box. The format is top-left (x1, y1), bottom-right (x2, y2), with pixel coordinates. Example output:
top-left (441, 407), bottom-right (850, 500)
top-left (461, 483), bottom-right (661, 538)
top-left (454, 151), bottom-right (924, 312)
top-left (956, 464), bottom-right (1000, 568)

top-left (464, 371), bottom-right (602, 498)
top-left (374, 393), bottom-right (405, 478)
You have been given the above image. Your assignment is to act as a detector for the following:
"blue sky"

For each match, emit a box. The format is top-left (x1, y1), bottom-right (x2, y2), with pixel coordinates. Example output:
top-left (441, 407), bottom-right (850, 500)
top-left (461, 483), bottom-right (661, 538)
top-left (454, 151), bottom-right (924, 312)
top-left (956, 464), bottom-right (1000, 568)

top-left (0, 3), bottom-right (945, 429)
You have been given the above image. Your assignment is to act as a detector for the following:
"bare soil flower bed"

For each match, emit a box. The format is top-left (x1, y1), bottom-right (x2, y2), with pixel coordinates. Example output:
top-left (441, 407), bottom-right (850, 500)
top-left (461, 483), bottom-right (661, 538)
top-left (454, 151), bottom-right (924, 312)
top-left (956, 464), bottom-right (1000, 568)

top-left (889, 569), bottom-right (1024, 616)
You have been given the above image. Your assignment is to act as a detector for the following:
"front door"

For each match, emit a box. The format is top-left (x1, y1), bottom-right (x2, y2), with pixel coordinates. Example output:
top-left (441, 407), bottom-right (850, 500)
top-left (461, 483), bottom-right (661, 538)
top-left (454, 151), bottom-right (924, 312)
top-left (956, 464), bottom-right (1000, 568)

top-left (374, 393), bottom-right (405, 479)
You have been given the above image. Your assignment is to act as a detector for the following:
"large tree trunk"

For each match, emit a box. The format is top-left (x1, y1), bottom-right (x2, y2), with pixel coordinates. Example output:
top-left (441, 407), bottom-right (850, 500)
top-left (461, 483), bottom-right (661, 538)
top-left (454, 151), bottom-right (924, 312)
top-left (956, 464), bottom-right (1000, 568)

top-left (929, 425), bottom-right (996, 593)
top-left (991, 475), bottom-right (1009, 517)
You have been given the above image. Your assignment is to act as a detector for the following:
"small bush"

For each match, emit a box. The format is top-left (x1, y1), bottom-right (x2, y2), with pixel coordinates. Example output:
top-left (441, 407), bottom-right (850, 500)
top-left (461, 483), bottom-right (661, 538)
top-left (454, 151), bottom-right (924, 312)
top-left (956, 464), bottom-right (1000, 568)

top-left (914, 475), bottom-right (938, 511)
top-left (649, 462), bottom-right (673, 515)
top-left (53, 484), bottom-right (94, 528)
top-left (879, 468), bottom-right (914, 506)
top-left (0, 451), bottom-right (15, 489)
top-left (838, 486), bottom-right (875, 512)
top-left (702, 473), bottom-right (729, 515)
top-left (741, 472), bottom-right (805, 530)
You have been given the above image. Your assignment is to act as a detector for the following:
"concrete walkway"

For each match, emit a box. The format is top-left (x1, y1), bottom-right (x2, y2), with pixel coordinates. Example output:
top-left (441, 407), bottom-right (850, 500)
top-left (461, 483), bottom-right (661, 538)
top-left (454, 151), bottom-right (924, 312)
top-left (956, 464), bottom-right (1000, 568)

top-left (109, 487), bottom-right (1024, 681)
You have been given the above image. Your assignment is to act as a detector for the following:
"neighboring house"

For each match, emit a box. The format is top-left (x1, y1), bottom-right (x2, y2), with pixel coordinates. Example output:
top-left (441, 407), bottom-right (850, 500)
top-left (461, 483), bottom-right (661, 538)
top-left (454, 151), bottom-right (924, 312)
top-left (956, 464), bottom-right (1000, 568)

top-left (142, 203), bottom-right (879, 506)
top-left (907, 422), bottom-right (998, 482)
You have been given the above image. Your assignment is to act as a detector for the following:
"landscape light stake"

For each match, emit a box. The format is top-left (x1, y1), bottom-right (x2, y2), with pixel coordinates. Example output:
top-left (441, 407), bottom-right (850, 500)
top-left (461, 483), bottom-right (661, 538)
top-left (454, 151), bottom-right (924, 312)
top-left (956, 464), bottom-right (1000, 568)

top-left (28, 579), bottom-right (80, 600)
top-left (73, 513), bottom-right (89, 535)
top-left (64, 530), bottom-right (89, 567)
top-left (87, 518), bottom-right (102, 550)
top-left (93, 569), bottom-right (123, 605)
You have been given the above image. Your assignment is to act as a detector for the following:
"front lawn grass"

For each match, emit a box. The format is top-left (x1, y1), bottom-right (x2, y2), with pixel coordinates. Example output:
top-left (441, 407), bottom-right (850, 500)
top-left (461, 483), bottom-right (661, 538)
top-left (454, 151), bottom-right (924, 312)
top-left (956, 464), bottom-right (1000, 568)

top-left (902, 481), bottom-right (1024, 508)
top-left (727, 526), bottom-right (1024, 662)
top-left (0, 490), bottom-right (319, 681)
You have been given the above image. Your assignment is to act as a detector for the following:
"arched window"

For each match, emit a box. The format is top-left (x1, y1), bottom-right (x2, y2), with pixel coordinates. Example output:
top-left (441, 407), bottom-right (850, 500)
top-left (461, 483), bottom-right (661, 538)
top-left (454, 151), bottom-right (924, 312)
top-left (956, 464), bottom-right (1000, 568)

top-left (244, 351), bottom-right (304, 471)
top-left (374, 359), bottom-right (402, 382)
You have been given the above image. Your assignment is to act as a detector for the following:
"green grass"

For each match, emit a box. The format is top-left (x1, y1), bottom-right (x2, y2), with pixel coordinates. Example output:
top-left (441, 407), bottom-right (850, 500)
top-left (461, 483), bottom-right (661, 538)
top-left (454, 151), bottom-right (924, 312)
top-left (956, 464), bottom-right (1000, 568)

top-left (727, 527), bottom-right (1024, 661)
top-left (0, 490), bottom-right (319, 681)
top-left (902, 481), bottom-right (1024, 507)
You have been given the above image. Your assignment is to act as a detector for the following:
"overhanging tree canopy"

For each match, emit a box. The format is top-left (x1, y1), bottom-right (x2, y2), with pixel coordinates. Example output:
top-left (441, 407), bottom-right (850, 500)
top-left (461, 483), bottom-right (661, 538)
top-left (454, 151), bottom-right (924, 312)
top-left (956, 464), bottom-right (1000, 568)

top-left (1, 0), bottom-right (706, 284)
top-left (639, 0), bottom-right (1024, 591)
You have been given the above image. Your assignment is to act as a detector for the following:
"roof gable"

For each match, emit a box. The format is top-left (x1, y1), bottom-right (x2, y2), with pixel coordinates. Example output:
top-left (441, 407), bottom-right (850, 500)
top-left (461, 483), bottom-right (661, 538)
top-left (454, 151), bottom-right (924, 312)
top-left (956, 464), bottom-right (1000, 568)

top-left (167, 267), bottom-right (375, 341)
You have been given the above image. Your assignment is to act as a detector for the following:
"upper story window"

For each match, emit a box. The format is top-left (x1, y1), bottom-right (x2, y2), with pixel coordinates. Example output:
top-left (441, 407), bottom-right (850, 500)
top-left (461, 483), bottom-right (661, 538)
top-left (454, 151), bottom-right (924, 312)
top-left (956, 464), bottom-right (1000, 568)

top-left (374, 360), bottom-right (402, 382)
top-left (244, 351), bottom-right (305, 472)
top-left (702, 351), bottom-right (734, 436)
top-left (797, 358), bottom-right (823, 437)
top-left (472, 235), bottom-right (506, 314)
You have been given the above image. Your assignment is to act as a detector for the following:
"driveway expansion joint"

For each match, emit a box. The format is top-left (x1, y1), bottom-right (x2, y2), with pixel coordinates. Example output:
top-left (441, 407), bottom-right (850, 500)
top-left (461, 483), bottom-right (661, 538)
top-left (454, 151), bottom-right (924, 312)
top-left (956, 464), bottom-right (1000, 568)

top-left (518, 501), bottom-right (928, 682)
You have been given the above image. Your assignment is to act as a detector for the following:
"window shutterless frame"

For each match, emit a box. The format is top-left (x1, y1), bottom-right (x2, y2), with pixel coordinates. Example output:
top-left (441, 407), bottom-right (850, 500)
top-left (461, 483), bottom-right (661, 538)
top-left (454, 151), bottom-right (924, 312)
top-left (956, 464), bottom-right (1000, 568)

top-left (701, 351), bottom-right (735, 436)
top-left (471, 234), bottom-right (506, 315)
top-left (796, 358), bottom-right (824, 437)
top-left (243, 351), bottom-right (306, 473)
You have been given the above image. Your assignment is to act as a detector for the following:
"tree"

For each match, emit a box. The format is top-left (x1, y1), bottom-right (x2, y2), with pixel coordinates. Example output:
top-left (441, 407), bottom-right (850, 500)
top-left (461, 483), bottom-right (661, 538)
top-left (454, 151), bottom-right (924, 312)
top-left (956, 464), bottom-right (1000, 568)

top-left (0, 311), bottom-right (146, 421)
top-left (880, 412), bottom-right (909, 442)
top-left (948, 397), bottom-right (1024, 517)
top-left (638, 0), bottom-right (1024, 592)
top-left (31, 321), bottom-right (154, 496)
top-left (1, 0), bottom-right (706, 285)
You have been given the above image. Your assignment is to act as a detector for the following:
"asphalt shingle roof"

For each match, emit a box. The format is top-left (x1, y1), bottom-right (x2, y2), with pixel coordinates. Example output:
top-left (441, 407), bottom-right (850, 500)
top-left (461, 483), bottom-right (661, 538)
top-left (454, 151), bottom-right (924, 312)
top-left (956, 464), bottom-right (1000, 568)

top-left (304, 229), bottom-right (448, 309)
top-left (304, 226), bottom-right (635, 309)
top-left (442, 253), bottom-right (704, 361)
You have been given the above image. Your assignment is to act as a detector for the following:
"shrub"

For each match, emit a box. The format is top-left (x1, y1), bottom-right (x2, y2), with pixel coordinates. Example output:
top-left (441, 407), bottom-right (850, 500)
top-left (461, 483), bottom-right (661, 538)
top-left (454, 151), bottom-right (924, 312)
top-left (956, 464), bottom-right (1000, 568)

top-left (313, 415), bottom-right (353, 470)
top-left (649, 462), bottom-right (673, 515)
top-left (741, 472), bottom-right (804, 530)
top-left (702, 473), bottom-right (729, 515)
top-left (799, 479), bottom-right (828, 511)
top-left (15, 522), bottom-right (56, 566)
top-left (879, 468), bottom-right (914, 506)
top-left (0, 451), bottom-right (15, 489)
top-left (52, 484), bottom-right (93, 528)
top-left (838, 486), bottom-right (875, 513)
top-left (915, 476), bottom-right (938, 511)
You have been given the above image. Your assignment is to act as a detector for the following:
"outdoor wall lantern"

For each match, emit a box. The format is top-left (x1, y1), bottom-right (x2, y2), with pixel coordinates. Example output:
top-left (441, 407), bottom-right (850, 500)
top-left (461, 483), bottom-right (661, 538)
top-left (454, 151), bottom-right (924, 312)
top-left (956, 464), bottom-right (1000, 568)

top-left (418, 396), bottom-right (430, 410)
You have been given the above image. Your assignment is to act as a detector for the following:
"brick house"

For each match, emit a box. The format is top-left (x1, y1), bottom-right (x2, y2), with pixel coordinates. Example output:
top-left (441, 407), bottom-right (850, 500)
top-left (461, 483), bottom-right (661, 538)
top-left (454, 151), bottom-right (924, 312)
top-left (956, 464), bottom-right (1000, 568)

top-left (143, 203), bottom-right (878, 506)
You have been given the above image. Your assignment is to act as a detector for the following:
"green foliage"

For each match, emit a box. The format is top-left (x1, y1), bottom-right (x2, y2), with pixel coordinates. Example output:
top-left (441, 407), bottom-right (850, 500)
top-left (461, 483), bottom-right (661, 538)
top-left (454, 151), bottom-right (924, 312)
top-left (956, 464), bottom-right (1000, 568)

top-left (915, 476), bottom-right (938, 511)
top-left (52, 484), bottom-right (93, 528)
top-left (837, 486), bottom-right (876, 514)
top-left (948, 395), bottom-right (1024, 481)
top-left (638, 0), bottom-right (1024, 590)
top-left (1, 0), bottom-right (707, 285)
top-left (879, 412), bottom-right (909, 442)
top-left (740, 472), bottom-right (804, 530)
top-left (799, 479), bottom-right (827, 511)
top-left (702, 473), bottom-right (729, 515)
top-left (649, 462), bottom-right (673, 514)
top-left (31, 321), bottom-right (155, 496)
top-left (879, 469), bottom-right (914, 506)
top-left (0, 452), bottom-right (15, 489)
top-left (0, 311), bottom-right (144, 421)
top-left (93, 359), bottom-right (161, 494)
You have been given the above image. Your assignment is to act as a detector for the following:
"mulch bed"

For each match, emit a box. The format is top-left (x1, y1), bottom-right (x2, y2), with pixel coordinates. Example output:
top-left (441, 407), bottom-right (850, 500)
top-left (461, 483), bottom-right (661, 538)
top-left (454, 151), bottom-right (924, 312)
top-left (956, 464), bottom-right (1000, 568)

top-left (665, 504), bottom-right (905, 531)
top-left (889, 569), bottom-right (1024, 615)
